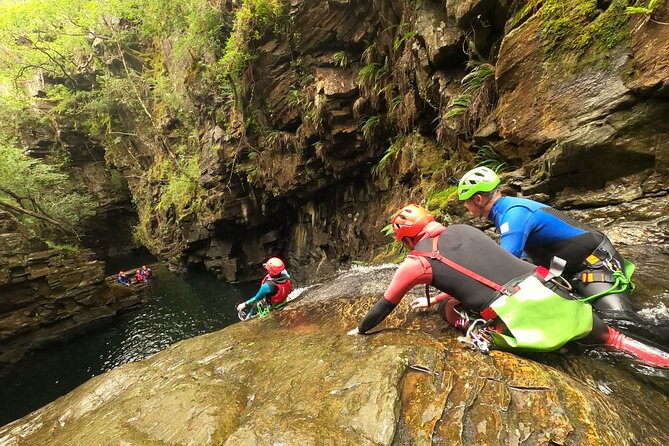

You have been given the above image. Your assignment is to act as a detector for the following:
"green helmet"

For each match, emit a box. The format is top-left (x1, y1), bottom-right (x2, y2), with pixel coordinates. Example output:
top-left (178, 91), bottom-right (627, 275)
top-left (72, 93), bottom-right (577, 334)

top-left (457, 167), bottom-right (500, 200)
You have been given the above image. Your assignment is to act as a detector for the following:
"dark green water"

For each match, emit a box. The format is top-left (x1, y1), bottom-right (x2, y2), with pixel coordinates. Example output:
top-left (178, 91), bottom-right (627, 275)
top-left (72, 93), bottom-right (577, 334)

top-left (0, 262), bottom-right (256, 426)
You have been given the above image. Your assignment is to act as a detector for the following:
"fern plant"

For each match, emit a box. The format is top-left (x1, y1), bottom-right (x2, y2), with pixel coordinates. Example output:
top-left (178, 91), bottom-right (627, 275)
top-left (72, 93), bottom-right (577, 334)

top-left (287, 88), bottom-right (303, 107)
top-left (393, 30), bottom-right (415, 51)
top-left (445, 97), bottom-right (470, 119)
top-left (333, 51), bottom-right (348, 67)
top-left (372, 135), bottom-right (405, 175)
top-left (625, 0), bottom-right (662, 15)
top-left (462, 62), bottom-right (495, 93)
top-left (358, 63), bottom-right (384, 86)
top-left (360, 115), bottom-right (380, 141)
top-left (474, 144), bottom-right (510, 172)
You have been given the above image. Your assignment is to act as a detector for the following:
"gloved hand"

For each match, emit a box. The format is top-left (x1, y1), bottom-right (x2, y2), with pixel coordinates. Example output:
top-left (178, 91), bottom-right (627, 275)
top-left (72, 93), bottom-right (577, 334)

top-left (236, 302), bottom-right (247, 312)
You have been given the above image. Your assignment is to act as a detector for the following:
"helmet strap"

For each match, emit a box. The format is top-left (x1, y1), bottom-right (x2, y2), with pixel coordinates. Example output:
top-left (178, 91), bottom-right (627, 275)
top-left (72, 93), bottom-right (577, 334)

top-left (475, 192), bottom-right (495, 217)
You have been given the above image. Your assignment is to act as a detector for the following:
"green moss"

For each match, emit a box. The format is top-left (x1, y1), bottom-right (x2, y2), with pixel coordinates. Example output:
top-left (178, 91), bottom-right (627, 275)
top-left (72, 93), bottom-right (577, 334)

top-left (156, 154), bottom-right (200, 217)
top-left (509, 3), bottom-right (535, 30)
top-left (45, 241), bottom-right (80, 252)
top-left (110, 169), bottom-right (126, 192)
top-left (425, 186), bottom-right (458, 215)
top-left (534, 0), bottom-right (631, 68)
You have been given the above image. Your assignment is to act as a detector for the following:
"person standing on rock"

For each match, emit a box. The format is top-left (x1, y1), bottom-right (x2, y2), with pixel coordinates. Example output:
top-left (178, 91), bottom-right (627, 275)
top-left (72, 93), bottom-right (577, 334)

top-left (347, 204), bottom-right (669, 368)
top-left (236, 257), bottom-right (293, 320)
top-left (456, 166), bottom-right (667, 343)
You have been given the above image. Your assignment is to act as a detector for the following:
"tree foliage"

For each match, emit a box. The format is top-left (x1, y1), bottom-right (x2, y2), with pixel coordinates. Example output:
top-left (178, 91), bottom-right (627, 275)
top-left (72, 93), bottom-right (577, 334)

top-left (0, 138), bottom-right (95, 235)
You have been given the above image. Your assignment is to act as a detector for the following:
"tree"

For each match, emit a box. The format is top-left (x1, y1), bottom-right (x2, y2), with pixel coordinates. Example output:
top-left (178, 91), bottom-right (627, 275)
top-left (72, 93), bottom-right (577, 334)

top-left (0, 139), bottom-right (95, 236)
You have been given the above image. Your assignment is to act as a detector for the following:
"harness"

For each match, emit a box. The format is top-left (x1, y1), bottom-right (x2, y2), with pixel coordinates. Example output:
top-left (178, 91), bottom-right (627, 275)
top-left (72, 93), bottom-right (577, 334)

top-left (411, 235), bottom-right (593, 353)
top-left (575, 237), bottom-right (635, 301)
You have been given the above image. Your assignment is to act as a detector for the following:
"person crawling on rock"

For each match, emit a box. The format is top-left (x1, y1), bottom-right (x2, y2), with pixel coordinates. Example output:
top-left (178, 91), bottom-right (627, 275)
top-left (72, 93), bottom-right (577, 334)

top-left (236, 257), bottom-right (293, 320)
top-left (456, 166), bottom-right (667, 344)
top-left (347, 204), bottom-right (669, 368)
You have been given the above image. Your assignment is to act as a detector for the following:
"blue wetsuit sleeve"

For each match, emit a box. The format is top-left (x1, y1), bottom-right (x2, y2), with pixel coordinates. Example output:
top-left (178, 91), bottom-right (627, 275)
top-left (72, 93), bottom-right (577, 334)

top-left (498, 206), bottom-right (533, 258)
top-left (246, 283), bottom-right (273, 306)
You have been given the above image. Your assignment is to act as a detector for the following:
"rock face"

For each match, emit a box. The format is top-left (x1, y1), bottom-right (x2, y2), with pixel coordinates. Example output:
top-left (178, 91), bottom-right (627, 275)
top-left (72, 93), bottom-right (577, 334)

top-left (0, 211), bottom-right (145, 370)
top-left (1, 265), bottom-right (666, 445)
top-left (16, 120), bottom-right (138, 259)
top-left (89, 0), bottom-right (669, 287)
top-left (3, 0), bottom-right (669, 390)
top-left (495, 0), bottom-right (669, 196)
top-left (7, 0), bottom-right (669, 286)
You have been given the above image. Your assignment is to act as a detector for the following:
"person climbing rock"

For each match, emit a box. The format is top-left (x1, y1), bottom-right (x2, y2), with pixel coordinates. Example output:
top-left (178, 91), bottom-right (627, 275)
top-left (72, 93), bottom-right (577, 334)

top-left (456, 166), bottom-right (667, 343)
top-left (347, 204), bottom-right (669, 368)
top-left (237, 257), bottom-right (293, 320)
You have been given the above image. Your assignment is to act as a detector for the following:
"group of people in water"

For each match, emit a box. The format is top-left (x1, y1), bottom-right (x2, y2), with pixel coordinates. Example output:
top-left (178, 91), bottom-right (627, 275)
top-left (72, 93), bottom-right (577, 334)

top-left (241, 167), bottom-right (668, 367)
top-left (117, 265), bottom-right (153, 286)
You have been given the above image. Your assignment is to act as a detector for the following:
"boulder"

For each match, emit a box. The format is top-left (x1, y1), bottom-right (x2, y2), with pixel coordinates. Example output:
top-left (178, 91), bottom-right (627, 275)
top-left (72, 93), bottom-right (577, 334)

top-left (1, 266), bottom-right (666, 445)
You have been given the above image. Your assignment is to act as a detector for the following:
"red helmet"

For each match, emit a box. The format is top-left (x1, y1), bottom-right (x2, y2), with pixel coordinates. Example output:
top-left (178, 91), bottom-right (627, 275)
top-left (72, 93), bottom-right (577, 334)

top-left (390, 204), bottom-right (435, 242)
top-left (264, 257), bottom-right (285, 275)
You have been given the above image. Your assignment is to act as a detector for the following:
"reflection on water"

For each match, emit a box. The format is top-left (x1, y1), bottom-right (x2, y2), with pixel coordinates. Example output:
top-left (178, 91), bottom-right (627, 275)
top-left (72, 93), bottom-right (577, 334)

top-left (0, 263), bottom-right (255, 426)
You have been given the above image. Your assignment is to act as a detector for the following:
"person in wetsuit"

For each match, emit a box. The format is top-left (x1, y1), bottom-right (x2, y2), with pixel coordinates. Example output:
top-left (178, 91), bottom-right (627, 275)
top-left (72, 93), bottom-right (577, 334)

top-left (347, 204), bottom-right (668, 367)
top-left (117, 271), bottom-right (130, 286)
top-left (236, 257), bottom-right (293, 319)
top-left (457, 167), bottom-right (668, 343)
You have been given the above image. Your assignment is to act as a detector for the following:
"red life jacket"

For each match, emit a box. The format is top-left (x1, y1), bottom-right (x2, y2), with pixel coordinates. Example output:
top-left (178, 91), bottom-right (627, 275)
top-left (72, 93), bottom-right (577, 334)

top-left (261, 274), bottom-right (292, 305)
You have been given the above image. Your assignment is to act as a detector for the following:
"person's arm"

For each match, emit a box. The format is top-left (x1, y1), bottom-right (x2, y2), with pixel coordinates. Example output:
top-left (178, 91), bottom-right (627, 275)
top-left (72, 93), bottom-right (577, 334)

top-left (349, 256), bottom-right (432, 335)
top-left (410, 291), bottom-right (452, 309)
top-left (497, 206), bottom-right (533, 258)
top-left (237, 283), bottom-right (274, 311)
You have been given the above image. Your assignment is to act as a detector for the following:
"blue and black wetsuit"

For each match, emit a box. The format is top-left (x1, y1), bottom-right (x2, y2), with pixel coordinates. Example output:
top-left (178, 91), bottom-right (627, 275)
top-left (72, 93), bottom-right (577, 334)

top-left (489, 196), bottom-right (667, 343)
top-left (490, 196), bottom-right (604, 275)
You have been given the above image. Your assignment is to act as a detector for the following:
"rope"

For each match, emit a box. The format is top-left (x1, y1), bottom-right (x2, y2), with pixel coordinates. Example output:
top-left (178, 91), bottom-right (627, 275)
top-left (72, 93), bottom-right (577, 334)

top-left (577, 270), bottom-right (631, 302)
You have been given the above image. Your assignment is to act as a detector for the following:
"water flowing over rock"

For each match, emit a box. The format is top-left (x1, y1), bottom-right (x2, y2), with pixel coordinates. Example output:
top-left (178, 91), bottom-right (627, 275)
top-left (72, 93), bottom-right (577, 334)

top-left (1, 266), bottom-right (666, 445)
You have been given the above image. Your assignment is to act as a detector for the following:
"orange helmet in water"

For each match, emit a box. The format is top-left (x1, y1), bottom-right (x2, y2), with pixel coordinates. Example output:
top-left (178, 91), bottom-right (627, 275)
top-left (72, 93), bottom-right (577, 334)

top-left (264, 257), bottom-right (285, 276)
top-left (390, 204), bottom-right (435, 243)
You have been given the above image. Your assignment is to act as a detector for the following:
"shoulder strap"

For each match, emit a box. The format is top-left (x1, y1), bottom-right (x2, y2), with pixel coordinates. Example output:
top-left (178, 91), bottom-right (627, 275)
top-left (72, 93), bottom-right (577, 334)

top-left (410, 235), bottom-right (511, 295)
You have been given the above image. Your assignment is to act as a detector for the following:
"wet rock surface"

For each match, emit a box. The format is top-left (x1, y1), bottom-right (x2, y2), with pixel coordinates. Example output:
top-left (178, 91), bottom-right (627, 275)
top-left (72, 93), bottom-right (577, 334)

top-left (1, 266), bottom-right (666, 445)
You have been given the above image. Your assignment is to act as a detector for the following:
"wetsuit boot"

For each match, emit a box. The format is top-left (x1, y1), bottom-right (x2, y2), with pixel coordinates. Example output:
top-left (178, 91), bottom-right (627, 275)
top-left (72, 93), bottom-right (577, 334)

top-left (579, 281), bottom-right (669, 345)
top-left (605, 326), bottom-right (669, 368)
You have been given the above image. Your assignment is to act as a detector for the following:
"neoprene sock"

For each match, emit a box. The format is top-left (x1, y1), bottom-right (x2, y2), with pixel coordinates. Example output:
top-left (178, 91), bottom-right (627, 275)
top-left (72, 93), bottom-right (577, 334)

top-left (605, 326), bottom-right (669, 368)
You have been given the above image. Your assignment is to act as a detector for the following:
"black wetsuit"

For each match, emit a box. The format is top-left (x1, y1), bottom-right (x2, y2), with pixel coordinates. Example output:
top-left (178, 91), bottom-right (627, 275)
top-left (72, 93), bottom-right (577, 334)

top-left (358, 224), bottom-right (609, 344)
